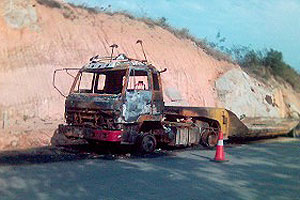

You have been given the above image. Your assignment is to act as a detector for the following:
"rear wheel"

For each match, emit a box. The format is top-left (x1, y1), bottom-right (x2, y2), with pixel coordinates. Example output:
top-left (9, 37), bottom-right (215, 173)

top-left (201, 130), bottom-right (218, 148)
top-left (137, 133), bottom-right (157, 153)
top-left (207, 131), bottom-right (219, 148)
top-left (195, 120), bottom-right (219, 148)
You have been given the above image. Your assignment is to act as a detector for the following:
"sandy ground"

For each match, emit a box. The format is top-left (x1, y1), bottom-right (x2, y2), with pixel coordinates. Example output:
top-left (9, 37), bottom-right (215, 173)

top-left (0, 139), bottom-right (299, 200)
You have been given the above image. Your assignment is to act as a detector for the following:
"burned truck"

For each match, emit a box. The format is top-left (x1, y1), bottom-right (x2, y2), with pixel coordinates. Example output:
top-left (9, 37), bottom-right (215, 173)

top-left (53, 51), bottom-right (232, 152)
top-left (53, 43), bottom-right (299, 153)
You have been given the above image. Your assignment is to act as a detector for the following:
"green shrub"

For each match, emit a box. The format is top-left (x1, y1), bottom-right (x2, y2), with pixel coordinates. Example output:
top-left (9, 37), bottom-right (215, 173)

top-left (233, 47), bottom-right (300, 91)
top-left (37, 0), bottom-right (62, 9)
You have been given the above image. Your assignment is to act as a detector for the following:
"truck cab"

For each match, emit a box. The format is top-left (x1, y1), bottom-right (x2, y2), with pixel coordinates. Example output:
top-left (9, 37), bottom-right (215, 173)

top-left (65, 54), bottom-right (164, 126)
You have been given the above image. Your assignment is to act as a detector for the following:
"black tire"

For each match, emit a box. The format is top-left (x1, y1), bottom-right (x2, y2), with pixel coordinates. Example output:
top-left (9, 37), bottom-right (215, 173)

top-left (201, 131), bottom-right (218, 148)
top-left (137, 133), bottom-right (157, 153)
top-left (207, 131), bottom-right (218, 148)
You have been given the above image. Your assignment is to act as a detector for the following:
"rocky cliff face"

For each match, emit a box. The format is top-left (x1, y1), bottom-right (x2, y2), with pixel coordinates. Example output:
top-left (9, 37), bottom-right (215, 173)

top-left (0, 0), bottom-right (299, 130)
top-left (216, 69), bottom-right (300, 119)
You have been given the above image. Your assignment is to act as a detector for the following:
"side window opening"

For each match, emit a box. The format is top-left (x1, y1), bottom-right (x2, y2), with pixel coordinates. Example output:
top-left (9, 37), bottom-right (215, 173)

top-left (96, 74), bottom-right (106, 91)
top-left (77, 72), bottom-right (95, 93)
top-left (127, 69), bottom-right (149, 91)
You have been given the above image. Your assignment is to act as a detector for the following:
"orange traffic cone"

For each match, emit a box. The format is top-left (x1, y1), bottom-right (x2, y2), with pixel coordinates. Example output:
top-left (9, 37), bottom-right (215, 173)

top-left (211, 131), bottom-right (229, 162)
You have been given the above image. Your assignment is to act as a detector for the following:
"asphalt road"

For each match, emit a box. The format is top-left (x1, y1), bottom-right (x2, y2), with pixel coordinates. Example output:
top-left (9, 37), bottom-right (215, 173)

top-left (0, 139), bottom-right (299, 200)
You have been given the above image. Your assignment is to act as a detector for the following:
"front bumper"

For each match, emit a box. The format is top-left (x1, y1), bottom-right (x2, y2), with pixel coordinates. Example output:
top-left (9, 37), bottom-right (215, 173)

top-left (58, 124), bottom-right (123, 142)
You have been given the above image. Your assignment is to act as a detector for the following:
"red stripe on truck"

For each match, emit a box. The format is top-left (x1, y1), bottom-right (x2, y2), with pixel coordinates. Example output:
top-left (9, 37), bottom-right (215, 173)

top-left (93, 130), bottom-right (123, 142)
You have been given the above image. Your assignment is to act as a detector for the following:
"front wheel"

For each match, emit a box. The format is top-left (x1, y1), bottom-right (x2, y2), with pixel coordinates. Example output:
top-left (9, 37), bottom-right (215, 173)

top-left (137, 133), bottom-right (157, 153)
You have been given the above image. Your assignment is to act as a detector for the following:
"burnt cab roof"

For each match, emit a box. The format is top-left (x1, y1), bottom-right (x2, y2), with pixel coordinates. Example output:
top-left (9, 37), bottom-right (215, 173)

top-left (80, 53), bottom-right (159, 74)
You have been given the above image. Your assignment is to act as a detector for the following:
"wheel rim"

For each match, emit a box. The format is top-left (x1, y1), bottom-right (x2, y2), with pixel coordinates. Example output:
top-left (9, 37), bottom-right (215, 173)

top-left (201, 131), bottom-right (218, 148)
top-left (141, 135), bottom-right (156, 153)
top-left (207, 133), bottom-right (218, 148)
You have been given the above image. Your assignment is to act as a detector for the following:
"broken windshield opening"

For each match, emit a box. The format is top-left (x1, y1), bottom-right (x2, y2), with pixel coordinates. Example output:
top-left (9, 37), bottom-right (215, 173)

top-left (73, 70), bottom-right (127, 95)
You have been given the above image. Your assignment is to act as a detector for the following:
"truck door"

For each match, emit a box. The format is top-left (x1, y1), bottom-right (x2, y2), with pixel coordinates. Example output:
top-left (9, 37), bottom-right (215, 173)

top-left (124, 68), bottom-right (152, 122)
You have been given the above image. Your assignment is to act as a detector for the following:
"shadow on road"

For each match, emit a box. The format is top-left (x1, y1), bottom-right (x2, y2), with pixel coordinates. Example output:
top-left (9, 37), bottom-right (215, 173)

top-left (0, 143), bottom-right (172, 166)
top-left (0, 146), bottom-right (90, 166)
top-left (0, 135), bottom-right (296, 166)
top-left (0, 141), bottom-right (299, 200)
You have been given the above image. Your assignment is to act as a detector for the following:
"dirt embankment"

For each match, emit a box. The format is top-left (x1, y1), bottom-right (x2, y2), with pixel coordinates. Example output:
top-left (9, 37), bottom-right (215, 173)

top-left (0, 0), bottom-right (299, 150)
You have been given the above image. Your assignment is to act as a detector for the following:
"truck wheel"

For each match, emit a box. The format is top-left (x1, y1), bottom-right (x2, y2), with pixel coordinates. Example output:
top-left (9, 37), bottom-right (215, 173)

top-left (138, 133), bottom-right (157, 153)
top-left (207, 132), bottom-right (218, 148)
top-left (201, 131), bottom-right (218, 148)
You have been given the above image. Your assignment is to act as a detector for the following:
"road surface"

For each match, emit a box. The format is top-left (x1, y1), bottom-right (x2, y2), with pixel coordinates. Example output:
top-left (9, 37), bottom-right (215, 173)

top-left (0, 139), bottom-right (299, 200)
